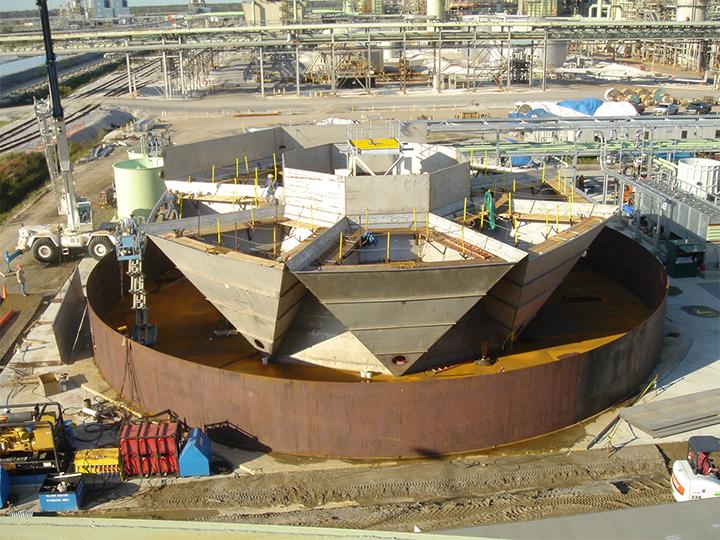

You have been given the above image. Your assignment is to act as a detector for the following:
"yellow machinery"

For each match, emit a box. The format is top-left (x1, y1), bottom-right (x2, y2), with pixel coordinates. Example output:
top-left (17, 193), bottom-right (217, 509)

top-left (0, 403), bottom-right (68, 473)
top-left (75, 448), bottom-right (121, 476)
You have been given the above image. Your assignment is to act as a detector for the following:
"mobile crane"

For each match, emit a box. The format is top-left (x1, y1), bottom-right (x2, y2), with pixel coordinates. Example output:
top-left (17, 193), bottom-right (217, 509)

top-left (15, 0), bottom-right (116, 263)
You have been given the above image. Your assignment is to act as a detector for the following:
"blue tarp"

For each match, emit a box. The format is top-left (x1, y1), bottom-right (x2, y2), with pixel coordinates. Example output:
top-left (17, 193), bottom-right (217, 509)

top-left (655, 152), bottom-right (693, 161)
top-left (510, 156), bottom-right (532, 167)
top-left (508, 108), bottom-right (558, 119)
top-left (556, 98), bottom-right (605, 116)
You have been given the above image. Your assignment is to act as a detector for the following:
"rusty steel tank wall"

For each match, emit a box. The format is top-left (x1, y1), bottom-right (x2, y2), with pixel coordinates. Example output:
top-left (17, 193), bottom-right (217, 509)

top-left (88, 228), bottom-right (668, 459)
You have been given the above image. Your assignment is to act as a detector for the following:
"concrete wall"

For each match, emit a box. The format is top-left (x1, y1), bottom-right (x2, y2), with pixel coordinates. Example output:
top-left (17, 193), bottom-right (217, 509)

top-left (280, 125), bottom-right (350, 152)
top-left (353, 153), bottom-right (397, 174)
top-left (283, 144), bottom-right (333, 174)
top-left (284, 168), bottom-right (346, 218)
top-left (400, 122), bottom-right (427, 143)
top-left (429, 162), bottom-right (470, 211)
top-left (164, 130), bottom-right (281, 179)
top-left (345, 174), bottom-right (431, 215)
top-left (164, 123), bottom-right (428, 181)
top-left (420, 145), bottom-right (460, 173)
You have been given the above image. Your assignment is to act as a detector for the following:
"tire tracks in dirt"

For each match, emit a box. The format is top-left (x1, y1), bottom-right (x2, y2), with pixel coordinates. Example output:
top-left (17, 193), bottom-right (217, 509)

top-left (90, 444), bottom-right (676, 531)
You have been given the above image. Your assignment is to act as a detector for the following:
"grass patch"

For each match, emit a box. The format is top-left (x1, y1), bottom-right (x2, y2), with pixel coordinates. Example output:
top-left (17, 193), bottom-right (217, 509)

top-left (69, 129), bottom-right (110, 163)
top-left (0, 151), bottom-right (50, 223)
top-left (0, 129), bottom-right (109, 225)
top-left (578, 156), bottom-right (600, 164)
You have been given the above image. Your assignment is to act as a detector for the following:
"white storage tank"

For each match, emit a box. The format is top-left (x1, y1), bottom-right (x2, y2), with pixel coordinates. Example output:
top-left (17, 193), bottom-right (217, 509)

top-left (677, 157), bottom-right (720, 197)
top-left (113, 156), bottom-right (166, 221)
top-left (677, 0), bottom-right (705, 21)
top-left (427, 0), bottom-right (444, 22)
top-left (541, 40), bottom-right (567, 69)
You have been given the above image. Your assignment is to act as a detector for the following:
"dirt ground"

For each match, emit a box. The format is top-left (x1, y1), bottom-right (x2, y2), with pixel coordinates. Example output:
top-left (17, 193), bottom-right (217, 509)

top-left (76, 441), bottom-right (684, 532)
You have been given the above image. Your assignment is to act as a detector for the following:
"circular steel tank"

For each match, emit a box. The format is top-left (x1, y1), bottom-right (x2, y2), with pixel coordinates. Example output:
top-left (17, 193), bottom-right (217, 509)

top-left (87, 228), bottom-right (668, 459)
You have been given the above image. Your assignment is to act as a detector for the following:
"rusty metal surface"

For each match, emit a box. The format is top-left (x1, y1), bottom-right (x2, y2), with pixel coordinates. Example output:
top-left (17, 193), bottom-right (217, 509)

top-left (483, 216), bottom-right (610, 343)
top-left (88, 228), bottom-right (667, 459)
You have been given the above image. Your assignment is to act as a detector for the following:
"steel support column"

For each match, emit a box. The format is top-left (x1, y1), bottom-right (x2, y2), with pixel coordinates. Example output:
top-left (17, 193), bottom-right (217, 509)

top-left (366, 32), bottom-right (372, 95)
top-left (178, 39), bottom-right (186, 99)
top-left (295, 44), bottom-right (300, 97)
top-left (542, 29), bottom-right (548, 92)
top-left (260, 45), bottom-right (265, 98)
top-left (435, 29), bottom-right (442, 93)
top-left (162, 48), bottom-right (171, 99)
top-left (506, 30), bottom-right (512, 92)
top-left (125, 50), bottom-right (132, 98)
top-left (402, 29), bottom-right (407, 95)
top-left (331, 33), bottom-right (336, 94)
top-left (472, 28), bottom-right (477, 92)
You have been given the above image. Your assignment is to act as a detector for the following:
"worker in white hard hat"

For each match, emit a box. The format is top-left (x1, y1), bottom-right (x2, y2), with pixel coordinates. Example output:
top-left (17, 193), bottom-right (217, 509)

top-left (265, 173), bottom-right (278, 206)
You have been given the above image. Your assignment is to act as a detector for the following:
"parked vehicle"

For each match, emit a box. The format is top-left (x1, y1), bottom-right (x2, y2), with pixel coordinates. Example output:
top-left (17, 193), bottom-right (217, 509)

top-left (684, 102), bottom-right (712, 115)
top-left (632, 102), bottom-right (646, 114)
top-left (671, 436), bottom-right (720, 501)
top-left (653, 103), bottom-right (679, 115)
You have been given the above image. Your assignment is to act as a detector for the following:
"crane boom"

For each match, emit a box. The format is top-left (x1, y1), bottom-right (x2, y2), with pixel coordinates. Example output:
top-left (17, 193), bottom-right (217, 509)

top-left (36, 0), bottom-right (79, 234)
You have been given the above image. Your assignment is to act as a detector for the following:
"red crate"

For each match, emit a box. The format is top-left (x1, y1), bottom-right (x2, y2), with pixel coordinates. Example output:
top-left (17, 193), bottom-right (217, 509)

top-left (123, 455), bottom-right (179, 476)
top-left (119, 424), bottom-right (142, 456)
top-left (119, 422), bottom-right (179, 457)
top-left (141, 423), bottom-right (178, 455)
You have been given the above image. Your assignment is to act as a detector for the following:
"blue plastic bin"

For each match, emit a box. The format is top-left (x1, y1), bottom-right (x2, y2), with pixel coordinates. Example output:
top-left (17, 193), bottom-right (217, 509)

top-left (38, 474), bottom-right (85, 512)
top-left (178, 428), bottom-right (212, 477)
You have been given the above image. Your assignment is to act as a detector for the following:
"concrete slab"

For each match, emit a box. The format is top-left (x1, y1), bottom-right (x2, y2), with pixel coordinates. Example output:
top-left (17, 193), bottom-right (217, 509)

top-left (620, 388), bottom-right (720, 437)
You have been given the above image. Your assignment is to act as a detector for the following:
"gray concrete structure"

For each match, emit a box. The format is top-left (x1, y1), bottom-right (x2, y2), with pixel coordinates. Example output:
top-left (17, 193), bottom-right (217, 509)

top-left (163, 125), bottom-right (427, 182)
top-left (92, 0), bottom-right (131, 19)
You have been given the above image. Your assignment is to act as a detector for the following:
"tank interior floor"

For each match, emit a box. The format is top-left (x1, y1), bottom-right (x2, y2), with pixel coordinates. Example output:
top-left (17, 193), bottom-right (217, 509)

top-left (102, 263), bottom-right (652, 382)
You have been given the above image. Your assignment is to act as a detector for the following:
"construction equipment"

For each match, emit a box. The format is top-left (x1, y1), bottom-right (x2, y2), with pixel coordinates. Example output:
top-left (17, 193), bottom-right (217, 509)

top-left (671, 436), bottom-right (720, 502)
top-left (0, 402), bottom-right (71, 474)
top-left (115, 216), bottom-right (157, 347)
top-left (99, 186), bottom-right (115, 209)
top-left (15, 0), bottom-right (115, 264)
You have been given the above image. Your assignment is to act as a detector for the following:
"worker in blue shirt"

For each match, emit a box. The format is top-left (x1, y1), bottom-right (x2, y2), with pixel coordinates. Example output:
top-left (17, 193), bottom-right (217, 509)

top-left (165, 190), bottom-right (180, 220)
top-left (265, 174), bottom-right (278, 206)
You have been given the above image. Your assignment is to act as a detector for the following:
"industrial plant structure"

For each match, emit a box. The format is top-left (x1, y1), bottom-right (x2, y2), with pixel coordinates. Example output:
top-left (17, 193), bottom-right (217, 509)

top-left (86, 123), bottom-right (668, 458)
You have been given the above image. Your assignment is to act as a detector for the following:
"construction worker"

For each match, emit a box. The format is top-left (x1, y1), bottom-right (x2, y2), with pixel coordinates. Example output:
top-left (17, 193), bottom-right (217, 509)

top-left (697, 452), bottom-right (719, 477)
top-left (165, 190), bottom-right (180, 220)
top-left (265, 173), bottom-right (278, 206)
top-left (16, 264), bottom-right (27, 297)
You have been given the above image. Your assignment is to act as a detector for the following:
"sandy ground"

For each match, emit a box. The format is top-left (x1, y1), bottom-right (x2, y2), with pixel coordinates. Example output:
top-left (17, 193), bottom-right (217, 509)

top-left (67, 441), bottom-right (683, 532)
top-left (0, 54), bottom-right (715, 531)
